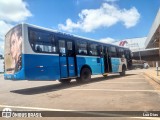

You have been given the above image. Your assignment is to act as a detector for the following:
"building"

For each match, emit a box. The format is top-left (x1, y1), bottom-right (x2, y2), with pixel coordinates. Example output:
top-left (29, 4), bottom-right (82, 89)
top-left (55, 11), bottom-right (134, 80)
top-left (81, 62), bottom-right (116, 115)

top-left (145, 9), bottom-right (160, 67)
top-left (114, 9), bottom-right (160, 67)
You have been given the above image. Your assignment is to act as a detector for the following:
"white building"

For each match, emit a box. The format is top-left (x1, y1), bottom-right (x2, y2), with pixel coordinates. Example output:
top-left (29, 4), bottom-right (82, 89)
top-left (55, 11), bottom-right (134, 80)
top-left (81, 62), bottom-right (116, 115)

top-left (114, 37), bottom-right (147, 52)
top-left (113, 9), bottom-right (160, 67)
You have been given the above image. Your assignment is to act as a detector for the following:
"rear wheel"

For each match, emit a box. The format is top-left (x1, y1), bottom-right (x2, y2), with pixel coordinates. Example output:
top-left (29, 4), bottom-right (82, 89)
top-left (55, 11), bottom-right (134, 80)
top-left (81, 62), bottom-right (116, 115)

top-left (59, 79), bottom-right (71, 84)
top-left (76, 67), bottom-right (91, 83)
top-left (120, 65), bottom-right (126, 76)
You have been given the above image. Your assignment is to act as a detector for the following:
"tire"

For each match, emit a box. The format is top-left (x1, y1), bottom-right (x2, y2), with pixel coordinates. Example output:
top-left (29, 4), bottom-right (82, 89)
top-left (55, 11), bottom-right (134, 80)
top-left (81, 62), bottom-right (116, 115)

top-left (120, 66), bottom-right (126, 76)
top-left (76, 67), bottom-right (91, 83)
top-left (59, 79), bottom-right (71, 84)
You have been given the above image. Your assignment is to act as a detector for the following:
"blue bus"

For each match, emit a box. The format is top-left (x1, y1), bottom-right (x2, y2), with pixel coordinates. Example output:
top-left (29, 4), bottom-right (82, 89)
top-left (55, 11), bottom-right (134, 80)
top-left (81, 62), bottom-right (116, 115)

top-left (4, 23), bottom-right (132, 83)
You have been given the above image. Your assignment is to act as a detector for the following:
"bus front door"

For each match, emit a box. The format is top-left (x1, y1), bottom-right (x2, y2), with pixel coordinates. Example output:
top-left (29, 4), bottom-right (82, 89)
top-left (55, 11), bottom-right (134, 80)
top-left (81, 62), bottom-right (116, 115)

top-left (103, 46), bottom-right (110, 73)
top-left (59, 39), bottom-right (76, 78)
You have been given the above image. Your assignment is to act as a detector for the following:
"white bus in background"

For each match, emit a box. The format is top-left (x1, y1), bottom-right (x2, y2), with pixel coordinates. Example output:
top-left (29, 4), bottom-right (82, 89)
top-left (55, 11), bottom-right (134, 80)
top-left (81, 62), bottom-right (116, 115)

top-left (0, 54), bottom-right (4, 73)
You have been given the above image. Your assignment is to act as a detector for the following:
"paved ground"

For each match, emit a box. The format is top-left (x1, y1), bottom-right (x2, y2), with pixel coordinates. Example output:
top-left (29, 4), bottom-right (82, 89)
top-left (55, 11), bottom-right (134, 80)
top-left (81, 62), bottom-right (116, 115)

top-left (143, 67), bottom-right (160, 85)
top-left (0, 69), bottom-right (160, 120)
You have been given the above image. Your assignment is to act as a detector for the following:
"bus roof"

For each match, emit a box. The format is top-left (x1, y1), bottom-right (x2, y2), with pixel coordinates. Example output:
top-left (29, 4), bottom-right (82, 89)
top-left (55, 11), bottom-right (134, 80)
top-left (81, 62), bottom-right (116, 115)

top-left (7, 23), bottom-right (130, 50)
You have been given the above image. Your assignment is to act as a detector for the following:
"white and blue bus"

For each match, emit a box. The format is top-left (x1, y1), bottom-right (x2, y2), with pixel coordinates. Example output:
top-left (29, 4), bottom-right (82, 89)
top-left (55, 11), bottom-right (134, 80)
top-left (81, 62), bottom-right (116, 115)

top-left (4, 23), bottom-right (132, 83)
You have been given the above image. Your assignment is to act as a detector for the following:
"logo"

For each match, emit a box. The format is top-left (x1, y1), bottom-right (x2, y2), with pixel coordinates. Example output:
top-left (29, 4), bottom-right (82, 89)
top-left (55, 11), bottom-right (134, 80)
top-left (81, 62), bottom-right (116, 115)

top-left (2, 108), bottom-right (12, 118)
top-left (119, 41), bottom-right (128, 46)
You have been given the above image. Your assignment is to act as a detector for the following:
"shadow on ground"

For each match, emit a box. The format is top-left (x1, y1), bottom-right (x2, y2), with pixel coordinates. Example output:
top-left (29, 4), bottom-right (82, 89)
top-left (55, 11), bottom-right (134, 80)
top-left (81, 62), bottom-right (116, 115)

top-left (10, 74), bottom-right (136, 95)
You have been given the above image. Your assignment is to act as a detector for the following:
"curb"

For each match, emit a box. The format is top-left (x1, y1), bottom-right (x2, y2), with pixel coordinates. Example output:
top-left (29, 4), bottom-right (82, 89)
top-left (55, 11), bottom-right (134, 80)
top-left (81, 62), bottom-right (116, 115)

top-left (143, 72), bottom-right (160, 85)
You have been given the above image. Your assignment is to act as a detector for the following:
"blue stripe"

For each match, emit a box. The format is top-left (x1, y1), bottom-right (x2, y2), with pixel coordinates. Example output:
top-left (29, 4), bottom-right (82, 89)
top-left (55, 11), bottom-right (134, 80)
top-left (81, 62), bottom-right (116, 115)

top-left (76, 56), bottom-right (102, 76)
top-left (111, 57), bottom-right (120, 73)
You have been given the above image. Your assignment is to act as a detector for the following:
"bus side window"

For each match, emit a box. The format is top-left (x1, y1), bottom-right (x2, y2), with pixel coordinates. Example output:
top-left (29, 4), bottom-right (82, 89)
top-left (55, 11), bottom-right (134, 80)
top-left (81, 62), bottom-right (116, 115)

top-left (118, 48), bottom-right (124, 57)
top-left (28, 28), bottom-right (57, 53)
top-left (59, 40), bottom-right (66, 55)
top-left (89, 43), bottom-right (98, 56)
top-left (77, 41), bottom-right (88, 55)
top-left (124, 50), bottom-right (130, 59)
top-left (50, 35), bottom-right (56, 53)
top-left (99, 45), bottom-right (103, 57)
top-left (67, 41), bottom-right (74, 56)
top-left (109, 46), bottom-right (117, 57)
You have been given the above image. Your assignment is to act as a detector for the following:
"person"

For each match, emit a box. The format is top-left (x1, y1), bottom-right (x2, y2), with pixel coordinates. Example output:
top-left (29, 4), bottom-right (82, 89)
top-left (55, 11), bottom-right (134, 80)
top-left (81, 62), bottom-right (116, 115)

top-left (10, 26), bottom-right (22, 73)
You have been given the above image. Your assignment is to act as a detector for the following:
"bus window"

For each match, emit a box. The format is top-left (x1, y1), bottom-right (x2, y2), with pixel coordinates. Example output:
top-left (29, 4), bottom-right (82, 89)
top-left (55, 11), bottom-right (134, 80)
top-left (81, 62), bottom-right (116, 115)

top-left (89, 43), bottom-right (98, 56)
top-left (67, 42), bottom-right (72, 50)
top-left (59, 40), bottom-right (66, 55)
top-left (67, 41), bottom-right (75, 56)
top-left (124, 50), bottom-right (131, 59)
top-left (28, 28), bottom-right (57, 53)
top-left (108, 46), bottom-right (117, 57)
top-left (77, 41), bottom-right (88, 55)
top-left (118, 48), bottom-right (124, 57)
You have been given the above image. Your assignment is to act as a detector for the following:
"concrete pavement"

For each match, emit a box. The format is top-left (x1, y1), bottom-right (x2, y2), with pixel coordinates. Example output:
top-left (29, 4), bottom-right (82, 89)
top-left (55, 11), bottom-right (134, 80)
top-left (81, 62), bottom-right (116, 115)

top-left (0, 69), bottom-right (160, 119)
top-left (143, 67), bottom-right (160, 85)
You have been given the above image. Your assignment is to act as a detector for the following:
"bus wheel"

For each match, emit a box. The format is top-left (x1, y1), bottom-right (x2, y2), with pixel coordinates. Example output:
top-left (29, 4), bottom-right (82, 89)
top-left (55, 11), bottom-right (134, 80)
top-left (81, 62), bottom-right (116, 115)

top-left (59, 79), bottom-right (71, 84)
top-left (120, 66), bottom-right (126, 76)
top-left (77, 68), bottom-right (91, 83)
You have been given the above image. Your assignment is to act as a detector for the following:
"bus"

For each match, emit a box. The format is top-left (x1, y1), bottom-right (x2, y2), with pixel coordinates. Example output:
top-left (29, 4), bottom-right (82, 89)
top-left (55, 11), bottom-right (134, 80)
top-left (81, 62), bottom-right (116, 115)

top-left (4, 23), bottom-right (132, 83)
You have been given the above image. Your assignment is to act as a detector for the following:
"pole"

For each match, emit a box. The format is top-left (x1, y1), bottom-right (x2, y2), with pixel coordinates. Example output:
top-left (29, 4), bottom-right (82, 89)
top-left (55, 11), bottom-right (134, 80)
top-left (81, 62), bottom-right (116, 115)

top-left (137, 43), bottom-right (142, 62)
top-left (156, 61), bottom-right (159, 76)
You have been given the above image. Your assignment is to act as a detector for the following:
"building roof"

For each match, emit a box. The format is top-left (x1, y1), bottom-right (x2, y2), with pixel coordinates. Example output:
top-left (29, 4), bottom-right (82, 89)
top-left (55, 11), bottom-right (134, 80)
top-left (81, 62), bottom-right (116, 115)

top-left (145, 9), bottom-right (160, 48)
top-left (114, 37), bottom-right (147, 52)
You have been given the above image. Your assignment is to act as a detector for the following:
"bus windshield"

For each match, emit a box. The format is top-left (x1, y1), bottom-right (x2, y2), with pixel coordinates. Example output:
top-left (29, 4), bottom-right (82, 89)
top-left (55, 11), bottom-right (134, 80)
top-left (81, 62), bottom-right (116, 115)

top-left (5, 25), bottom-right (22, 74)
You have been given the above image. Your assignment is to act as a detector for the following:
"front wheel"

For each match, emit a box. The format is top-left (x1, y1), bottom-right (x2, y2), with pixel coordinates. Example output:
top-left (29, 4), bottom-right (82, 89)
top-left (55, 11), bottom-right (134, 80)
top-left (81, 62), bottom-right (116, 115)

top-left (76, 67), bottom-right (91, 83)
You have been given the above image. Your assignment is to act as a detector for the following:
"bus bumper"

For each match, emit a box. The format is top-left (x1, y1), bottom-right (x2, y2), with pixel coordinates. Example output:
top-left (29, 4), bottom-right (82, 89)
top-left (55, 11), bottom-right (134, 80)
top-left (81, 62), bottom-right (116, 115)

top-left (4, 69), bottom-right (25, 80)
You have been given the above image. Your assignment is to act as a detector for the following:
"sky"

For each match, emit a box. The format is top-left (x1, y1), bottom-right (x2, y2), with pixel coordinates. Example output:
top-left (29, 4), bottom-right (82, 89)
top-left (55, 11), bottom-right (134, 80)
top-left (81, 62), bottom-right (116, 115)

top-left (0, 0), bottom-right (160, 55)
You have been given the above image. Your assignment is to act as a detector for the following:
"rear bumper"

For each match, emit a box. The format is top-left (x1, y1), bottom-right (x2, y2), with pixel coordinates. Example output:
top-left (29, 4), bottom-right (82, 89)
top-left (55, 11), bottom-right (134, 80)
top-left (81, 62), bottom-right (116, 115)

top-left (4, 68), bottom-right (25, 80)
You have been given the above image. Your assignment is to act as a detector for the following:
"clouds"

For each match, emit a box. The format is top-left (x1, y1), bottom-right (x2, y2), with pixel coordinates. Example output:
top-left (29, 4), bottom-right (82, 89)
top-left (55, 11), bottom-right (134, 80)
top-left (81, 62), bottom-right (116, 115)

top-left (58, 3), bottom-right (140, 32)
top-left (0, 0), bottom-right (32, 22)
top-left (99, 37), bottom-right (116, 43)
top-left (0, 0), bottom-right (32, 54)
top-left (0, 21), bottom-right (13, 39)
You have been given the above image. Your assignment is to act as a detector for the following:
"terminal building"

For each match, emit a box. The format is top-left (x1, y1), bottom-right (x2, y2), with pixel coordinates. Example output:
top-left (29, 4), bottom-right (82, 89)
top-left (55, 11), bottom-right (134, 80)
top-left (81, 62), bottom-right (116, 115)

top-left (114, 9), bottom-right (160, 67)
